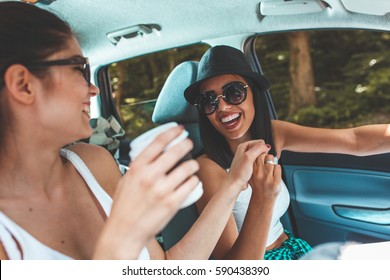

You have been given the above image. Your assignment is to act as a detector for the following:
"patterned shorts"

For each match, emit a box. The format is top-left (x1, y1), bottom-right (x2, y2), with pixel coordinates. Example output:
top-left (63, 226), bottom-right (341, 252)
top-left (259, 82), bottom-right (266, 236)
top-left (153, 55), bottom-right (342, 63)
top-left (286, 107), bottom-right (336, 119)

top-left (264, 230), bottom-right (312, 260)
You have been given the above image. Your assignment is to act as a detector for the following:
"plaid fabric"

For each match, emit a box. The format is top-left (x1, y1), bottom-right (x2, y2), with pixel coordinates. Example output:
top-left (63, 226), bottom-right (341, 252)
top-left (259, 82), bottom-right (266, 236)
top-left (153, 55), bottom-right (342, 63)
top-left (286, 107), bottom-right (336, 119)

top-left (264, 230), bottom-right (312, 260)
top-left (88, 116), bottom-right (125, 152)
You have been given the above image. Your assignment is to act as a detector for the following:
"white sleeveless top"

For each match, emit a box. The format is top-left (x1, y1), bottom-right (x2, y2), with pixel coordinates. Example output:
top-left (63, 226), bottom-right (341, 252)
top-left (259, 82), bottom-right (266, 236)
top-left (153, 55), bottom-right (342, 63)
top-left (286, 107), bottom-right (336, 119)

top-left (230, 170), bottom-right (290, 246)
top-left (0, 148), bottom-right (150, 260)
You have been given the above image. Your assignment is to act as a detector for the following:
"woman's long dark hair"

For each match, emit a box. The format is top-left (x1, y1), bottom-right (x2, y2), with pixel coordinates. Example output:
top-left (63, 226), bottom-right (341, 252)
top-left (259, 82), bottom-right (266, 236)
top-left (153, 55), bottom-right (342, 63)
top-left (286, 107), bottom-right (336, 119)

top-left (199, 78), bottom-right (275, 169)
top-left (0, 2), bottom-right (73, 154)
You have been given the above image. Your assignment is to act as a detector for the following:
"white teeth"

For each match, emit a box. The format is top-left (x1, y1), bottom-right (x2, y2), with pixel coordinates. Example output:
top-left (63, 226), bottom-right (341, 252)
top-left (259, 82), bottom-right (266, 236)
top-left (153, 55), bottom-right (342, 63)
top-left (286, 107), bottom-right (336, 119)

top-left (82, 105), bottom-right (90, 115)
top-left (221, 113), bottom-right (240, 123)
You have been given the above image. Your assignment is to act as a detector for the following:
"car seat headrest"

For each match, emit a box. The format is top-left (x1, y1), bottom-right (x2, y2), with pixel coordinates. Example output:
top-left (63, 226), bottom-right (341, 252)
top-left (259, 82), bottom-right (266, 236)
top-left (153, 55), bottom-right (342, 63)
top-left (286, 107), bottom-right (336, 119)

top-left (152, 61), bottom-right (202, 157)
top-left (152, 61), bottom-right (199, 124)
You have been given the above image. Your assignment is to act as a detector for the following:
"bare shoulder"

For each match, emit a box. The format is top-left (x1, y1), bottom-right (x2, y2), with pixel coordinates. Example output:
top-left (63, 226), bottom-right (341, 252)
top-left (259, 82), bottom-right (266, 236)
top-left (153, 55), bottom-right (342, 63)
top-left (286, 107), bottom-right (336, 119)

top-left (0, 242), bottom-right (9, 260)
top-left (66, 143), bottom-right (121, 197)
top-left (67, 142), bottom-right (117, 170)
top-left (271, 119), bottom-right (292, 133)
top-left (197, 153), bottom-right (225, 166)
top-left (196, 154), bottom-right (215, 166)
top-left (270, 119), bottom-right (293, 155)
top-left (197, 154), bottom-right (225, 176)
top-left (196, 154), bottom-right (227, 196)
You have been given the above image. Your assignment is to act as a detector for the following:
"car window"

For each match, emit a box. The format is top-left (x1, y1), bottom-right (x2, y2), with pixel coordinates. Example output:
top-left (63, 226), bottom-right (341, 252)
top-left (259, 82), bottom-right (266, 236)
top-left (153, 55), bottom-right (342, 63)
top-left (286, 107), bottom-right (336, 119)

top-left (255, 30), bottom-right (390, 128)
top-left (107, 44), bottom-right (209, 139)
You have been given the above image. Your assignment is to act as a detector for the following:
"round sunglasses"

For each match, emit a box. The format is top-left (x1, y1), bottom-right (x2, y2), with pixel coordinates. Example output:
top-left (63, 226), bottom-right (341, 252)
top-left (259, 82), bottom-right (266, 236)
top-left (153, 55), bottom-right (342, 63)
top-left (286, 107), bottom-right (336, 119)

top-left (194, 81), bottom-right (248, 115)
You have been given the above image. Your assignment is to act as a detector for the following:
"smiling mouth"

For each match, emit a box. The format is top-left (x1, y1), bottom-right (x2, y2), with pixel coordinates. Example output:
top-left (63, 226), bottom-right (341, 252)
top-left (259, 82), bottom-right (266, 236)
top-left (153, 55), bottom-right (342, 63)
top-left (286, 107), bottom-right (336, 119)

top-left (220, 113), bottom-right (241, 128)
top-left (82, 105), bottom-right (90, 117)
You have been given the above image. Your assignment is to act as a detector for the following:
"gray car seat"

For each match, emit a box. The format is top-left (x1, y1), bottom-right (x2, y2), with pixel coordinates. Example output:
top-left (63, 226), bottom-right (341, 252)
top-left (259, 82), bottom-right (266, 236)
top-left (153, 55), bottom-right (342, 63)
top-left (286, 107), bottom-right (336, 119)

top-left (153, 61), bottom-right (202, 157)
top-left (152, 61), bottom-right (202, 250)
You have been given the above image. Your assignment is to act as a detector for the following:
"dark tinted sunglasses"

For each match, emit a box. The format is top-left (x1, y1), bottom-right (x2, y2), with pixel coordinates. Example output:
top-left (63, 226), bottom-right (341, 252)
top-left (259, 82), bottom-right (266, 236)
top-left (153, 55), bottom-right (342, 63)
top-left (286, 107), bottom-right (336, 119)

top-left (194, 81), bottom-right (248, 115)
top-left (24, 56), bottom-right (91, 86)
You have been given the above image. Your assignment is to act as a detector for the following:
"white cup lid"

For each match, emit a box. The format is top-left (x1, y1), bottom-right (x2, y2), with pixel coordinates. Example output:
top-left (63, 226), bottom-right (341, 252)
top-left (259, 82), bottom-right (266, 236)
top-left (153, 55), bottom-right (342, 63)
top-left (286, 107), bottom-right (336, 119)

top-left (129, 122), bottom-right (188, 159)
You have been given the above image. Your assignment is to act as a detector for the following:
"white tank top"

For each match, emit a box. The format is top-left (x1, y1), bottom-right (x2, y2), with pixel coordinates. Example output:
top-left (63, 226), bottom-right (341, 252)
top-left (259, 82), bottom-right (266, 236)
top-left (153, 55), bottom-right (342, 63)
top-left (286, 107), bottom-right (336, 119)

top-left (0, 148), bottom-right (150, 260)
top-left (231, 172), bottom-right (290, 246)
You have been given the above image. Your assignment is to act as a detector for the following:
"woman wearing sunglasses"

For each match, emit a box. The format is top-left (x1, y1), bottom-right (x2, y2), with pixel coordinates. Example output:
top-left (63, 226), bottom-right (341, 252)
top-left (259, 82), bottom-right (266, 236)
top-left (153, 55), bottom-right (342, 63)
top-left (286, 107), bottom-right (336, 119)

top-left (0, 2), bottom-right (275, 260)
top-left (184, 45), bottom-right (390, 260)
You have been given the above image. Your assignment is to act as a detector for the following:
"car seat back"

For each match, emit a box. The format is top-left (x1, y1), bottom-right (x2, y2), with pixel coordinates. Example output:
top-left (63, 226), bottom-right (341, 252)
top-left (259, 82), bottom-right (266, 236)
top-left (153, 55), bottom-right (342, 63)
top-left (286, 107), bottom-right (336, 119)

top-left (152, 61), bottom-right (201, 250)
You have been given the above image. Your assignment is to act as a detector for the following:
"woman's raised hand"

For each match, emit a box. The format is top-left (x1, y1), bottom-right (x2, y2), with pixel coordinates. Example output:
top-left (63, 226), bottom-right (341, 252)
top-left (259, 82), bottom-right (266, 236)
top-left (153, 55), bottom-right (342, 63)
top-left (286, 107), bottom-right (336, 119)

top-left (96, 126), bottom-right (199, 259)
top-left (249, 152), bottom-right (281, 201)
top-left (227, 140), bottom-right (271, 191)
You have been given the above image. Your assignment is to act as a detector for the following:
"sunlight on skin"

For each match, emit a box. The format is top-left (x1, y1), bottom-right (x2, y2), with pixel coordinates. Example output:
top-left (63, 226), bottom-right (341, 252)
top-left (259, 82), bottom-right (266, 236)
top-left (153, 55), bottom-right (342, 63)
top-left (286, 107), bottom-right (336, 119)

top-left (385, 124), bottom-right (390, 136)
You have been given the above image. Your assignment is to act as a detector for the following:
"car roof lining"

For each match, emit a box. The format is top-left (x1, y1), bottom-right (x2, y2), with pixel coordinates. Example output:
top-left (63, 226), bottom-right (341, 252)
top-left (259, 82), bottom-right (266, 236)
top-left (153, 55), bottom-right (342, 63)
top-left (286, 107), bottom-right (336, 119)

top-left (30, 0), bottom-right (389, 67)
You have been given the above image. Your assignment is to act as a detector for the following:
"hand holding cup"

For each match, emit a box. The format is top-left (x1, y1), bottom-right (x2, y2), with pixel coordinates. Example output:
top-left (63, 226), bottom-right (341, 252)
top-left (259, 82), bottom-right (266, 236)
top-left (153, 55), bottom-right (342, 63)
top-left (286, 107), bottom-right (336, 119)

top-left (129, 122), bottom-right (203, 209)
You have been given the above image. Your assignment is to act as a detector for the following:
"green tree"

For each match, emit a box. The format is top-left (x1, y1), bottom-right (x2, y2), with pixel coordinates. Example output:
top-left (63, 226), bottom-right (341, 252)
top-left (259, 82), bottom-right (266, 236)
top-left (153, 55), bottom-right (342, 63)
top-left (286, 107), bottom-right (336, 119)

top-left (256, 30), bottom-right (390, 128)
top-left (287, 31), bottom-right (316, 117)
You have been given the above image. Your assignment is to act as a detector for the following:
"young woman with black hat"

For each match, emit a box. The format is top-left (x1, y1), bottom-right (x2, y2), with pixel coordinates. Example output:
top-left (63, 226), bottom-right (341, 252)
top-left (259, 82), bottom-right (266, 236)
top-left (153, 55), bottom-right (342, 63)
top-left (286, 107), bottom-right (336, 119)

top-left (184, 45), bottom-right (390, 260)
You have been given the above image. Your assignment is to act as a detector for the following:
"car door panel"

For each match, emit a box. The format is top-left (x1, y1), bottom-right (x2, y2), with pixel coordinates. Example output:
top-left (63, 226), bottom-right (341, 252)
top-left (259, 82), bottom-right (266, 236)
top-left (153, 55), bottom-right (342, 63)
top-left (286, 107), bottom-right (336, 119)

top-left (282, 151), bottom-right (390, 247)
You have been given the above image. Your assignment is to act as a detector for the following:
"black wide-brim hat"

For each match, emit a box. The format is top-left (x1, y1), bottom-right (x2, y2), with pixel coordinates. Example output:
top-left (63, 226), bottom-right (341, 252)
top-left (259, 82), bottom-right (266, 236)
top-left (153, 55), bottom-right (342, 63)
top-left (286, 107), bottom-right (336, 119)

top-left (184, 45), bottom-right (270, 105)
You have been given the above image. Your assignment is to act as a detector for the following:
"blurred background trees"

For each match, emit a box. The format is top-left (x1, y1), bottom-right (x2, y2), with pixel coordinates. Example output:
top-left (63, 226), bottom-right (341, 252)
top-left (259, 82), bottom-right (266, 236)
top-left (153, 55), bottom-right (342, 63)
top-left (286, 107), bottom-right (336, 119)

top-left (109, 30), bottom-right (389, 138)
top-left (256, 30), bottom-right (390, 128)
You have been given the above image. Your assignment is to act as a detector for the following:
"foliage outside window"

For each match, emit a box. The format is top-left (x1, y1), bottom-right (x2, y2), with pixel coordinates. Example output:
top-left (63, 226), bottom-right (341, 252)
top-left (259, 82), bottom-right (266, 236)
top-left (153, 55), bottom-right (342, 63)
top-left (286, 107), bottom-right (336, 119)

top-left (109, 30), bottom-right (389, 139)
top-left (255, 30), bottom-right (390, 128)
top-left (108, 44), bottom-right (209, 139)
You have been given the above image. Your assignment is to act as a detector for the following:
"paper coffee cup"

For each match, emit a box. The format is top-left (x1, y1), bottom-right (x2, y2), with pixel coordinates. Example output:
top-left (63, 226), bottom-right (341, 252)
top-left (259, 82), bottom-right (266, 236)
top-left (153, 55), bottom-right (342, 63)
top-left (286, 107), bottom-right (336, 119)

top-left (129, 122), bottom-right (203, 208)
